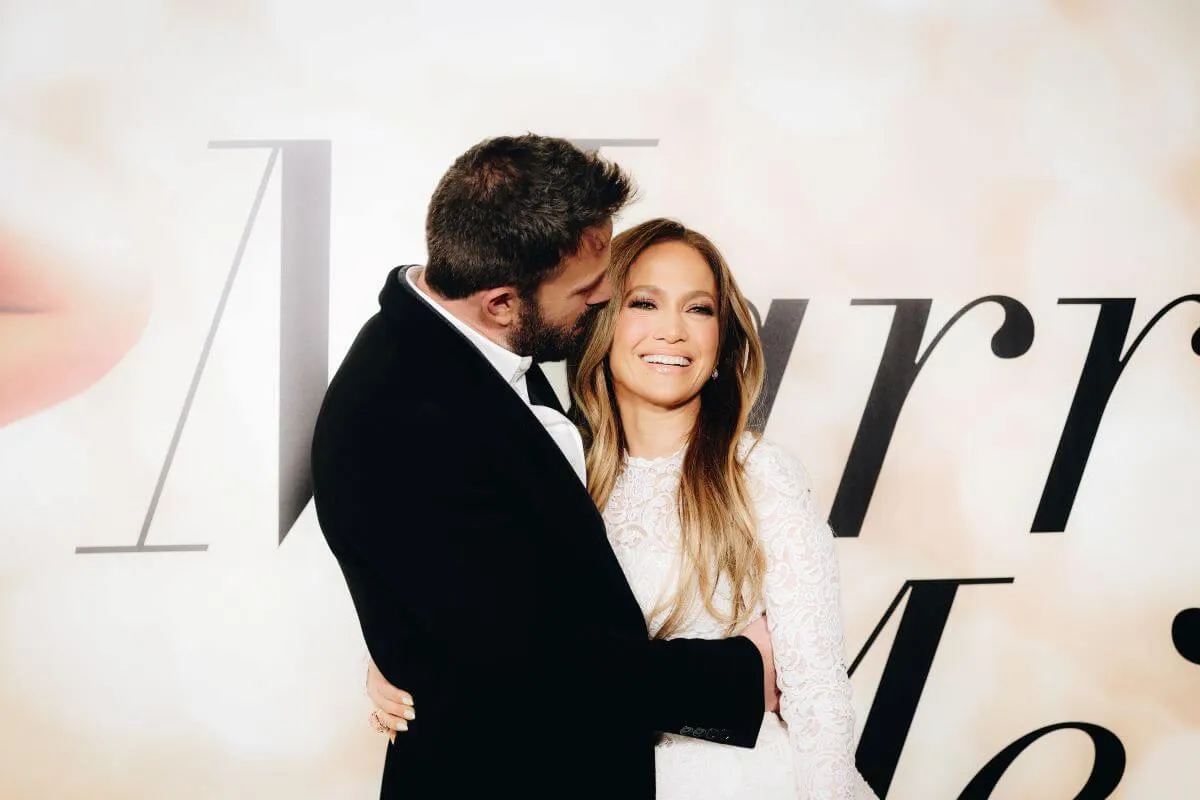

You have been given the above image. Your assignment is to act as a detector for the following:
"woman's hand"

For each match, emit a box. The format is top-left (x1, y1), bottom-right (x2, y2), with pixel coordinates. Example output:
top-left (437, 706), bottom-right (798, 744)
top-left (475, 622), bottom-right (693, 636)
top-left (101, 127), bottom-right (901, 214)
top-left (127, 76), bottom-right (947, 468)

top-left (367, 658), bottom-right (416, 743)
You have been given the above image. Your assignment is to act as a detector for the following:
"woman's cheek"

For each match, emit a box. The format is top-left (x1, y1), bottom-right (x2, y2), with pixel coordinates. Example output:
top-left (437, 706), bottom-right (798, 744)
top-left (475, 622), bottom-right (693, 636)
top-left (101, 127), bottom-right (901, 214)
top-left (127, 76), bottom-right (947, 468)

top-left (693, 320), bottom-right (720, 368)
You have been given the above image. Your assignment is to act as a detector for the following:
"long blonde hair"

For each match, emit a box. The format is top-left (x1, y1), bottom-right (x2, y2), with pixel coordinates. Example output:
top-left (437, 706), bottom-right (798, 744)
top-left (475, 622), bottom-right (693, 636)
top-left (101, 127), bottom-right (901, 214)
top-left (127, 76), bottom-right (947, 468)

top-left (571, 218), bottom-right (767, 638)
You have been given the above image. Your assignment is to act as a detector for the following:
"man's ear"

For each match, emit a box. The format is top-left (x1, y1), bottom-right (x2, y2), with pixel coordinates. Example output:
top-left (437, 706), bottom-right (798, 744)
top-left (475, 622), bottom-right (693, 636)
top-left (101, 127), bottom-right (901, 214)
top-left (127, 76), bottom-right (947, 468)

top-left (580, 225), bottom-right (610, 256)
top-left (479, 285), bottom-right (519, 328)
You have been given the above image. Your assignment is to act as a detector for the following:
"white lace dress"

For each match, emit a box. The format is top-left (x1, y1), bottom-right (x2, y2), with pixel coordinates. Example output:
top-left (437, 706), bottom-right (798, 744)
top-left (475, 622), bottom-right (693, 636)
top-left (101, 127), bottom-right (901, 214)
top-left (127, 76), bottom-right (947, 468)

top-left (603, 434), bottom-right (878, 800)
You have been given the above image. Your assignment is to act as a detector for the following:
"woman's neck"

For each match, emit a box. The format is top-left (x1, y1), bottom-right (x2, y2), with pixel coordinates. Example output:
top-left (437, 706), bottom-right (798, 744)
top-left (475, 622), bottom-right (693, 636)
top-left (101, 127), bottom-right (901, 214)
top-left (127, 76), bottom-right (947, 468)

top-left (615, 391), bottom-right (700, 460)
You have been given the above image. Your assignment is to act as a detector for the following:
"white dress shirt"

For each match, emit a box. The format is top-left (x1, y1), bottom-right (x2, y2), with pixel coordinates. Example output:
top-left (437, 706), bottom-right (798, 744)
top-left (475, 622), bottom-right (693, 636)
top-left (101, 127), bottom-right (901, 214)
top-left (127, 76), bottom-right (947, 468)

top-left (403, 268), bottom-right (587, 485)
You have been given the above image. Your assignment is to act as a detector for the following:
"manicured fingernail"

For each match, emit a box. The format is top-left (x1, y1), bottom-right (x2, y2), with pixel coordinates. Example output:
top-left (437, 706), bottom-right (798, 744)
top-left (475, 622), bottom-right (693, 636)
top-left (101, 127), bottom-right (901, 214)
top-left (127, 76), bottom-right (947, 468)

top-left (396, 721), bottom-right (408, 732)
top-left (402, 709), bottom-right (415, 721)
top-left (402, 696), bottom-right (414, 706)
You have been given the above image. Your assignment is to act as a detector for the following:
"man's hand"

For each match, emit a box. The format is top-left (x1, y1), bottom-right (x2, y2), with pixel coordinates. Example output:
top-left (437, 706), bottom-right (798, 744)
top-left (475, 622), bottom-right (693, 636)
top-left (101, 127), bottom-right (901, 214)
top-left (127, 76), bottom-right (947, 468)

top-left (740, 615), bottom-right (780, 714)
top-left (366, 658), bottom-right (416, 743)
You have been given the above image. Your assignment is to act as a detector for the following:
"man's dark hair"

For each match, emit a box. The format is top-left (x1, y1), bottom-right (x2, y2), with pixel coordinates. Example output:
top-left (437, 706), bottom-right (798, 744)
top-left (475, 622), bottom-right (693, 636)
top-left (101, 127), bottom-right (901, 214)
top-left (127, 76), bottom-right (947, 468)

top-left (424, 134), bottom-right (635, 299)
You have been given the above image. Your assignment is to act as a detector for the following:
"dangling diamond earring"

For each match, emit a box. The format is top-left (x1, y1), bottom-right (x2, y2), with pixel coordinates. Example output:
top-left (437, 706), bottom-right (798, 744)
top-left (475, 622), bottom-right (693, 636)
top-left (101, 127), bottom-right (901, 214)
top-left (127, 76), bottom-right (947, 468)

top-left (711, 368), bottom-right (719, 380)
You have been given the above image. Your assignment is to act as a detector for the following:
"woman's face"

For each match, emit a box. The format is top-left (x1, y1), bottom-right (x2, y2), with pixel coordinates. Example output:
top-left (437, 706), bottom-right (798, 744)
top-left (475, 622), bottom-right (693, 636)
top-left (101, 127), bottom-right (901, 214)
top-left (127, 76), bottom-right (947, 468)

top-left (608, 240), bottom-right (721, 411)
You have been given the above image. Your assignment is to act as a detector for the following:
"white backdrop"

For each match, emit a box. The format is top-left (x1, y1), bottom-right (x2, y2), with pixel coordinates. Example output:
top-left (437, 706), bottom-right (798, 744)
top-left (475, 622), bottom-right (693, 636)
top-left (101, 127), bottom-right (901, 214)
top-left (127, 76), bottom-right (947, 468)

top-left (1, 1), bottom-right (1199, 797)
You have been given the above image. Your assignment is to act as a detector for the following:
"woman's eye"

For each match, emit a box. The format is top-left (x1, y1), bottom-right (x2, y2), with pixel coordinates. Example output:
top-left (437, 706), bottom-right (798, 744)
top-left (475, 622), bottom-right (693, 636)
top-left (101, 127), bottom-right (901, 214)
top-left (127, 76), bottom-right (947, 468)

top-left (689, 305), bottom-right (715, 315)
top-left (629, 299), bottom-right (656, 310)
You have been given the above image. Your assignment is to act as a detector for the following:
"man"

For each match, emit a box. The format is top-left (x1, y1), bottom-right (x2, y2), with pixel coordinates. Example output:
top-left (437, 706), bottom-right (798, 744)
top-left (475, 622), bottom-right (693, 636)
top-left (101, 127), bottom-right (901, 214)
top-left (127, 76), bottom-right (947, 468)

top-left (311, 134), bottom-right (774, 799)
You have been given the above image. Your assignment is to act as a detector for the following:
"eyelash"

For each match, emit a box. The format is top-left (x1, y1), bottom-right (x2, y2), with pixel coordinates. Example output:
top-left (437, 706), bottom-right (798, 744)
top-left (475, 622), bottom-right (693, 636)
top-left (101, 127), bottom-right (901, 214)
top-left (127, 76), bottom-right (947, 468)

top-left (628, 298), bottom-right (715, 316)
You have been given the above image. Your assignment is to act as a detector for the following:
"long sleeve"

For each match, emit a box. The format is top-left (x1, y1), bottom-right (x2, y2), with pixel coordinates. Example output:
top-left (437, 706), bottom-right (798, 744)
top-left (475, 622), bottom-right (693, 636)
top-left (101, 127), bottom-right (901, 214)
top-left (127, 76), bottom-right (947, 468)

top-left (748, 441), bottom-right (876, 800)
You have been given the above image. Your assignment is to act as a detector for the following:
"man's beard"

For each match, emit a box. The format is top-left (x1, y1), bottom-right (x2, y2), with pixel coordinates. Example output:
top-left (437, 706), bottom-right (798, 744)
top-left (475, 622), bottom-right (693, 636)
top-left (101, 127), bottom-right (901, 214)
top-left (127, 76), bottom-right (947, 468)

top-left (510, 299), bottom-right (601, 363)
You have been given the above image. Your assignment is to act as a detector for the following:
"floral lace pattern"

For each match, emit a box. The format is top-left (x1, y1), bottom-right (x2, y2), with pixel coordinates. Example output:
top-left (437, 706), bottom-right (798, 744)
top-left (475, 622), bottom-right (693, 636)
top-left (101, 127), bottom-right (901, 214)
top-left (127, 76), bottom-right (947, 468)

top-left (604, 435), bottom-right (877, 799)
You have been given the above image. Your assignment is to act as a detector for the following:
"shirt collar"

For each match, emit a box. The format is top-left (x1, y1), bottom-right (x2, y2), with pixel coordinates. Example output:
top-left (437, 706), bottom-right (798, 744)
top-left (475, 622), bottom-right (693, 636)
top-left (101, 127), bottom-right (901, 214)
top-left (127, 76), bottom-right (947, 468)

top-left (404, 267), bottom-right (533, 388)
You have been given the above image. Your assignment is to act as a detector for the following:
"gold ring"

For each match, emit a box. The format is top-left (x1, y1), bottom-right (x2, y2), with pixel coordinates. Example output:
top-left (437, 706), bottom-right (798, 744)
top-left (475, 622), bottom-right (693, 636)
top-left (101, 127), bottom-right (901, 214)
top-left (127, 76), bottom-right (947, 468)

top-left (370, 709), bottom-right (389, 734)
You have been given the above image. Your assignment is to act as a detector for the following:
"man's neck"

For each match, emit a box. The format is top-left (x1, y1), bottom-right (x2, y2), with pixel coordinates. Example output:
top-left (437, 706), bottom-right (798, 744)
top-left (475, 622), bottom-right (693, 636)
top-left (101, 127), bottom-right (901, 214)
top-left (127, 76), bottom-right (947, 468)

top-left (412, 267), bottom-right (514, 353)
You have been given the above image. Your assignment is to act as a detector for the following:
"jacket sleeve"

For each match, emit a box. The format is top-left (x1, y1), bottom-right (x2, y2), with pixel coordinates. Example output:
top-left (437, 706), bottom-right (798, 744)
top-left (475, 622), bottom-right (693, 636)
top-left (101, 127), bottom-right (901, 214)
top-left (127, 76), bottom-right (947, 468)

top-left (312, 399), bottom-right (766, 751)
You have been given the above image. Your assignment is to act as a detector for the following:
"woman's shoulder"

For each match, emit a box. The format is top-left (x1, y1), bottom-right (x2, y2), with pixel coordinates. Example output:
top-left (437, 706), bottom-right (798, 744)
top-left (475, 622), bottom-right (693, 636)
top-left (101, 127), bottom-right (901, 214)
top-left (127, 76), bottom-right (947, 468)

top-left (738, 432), bottom-right (814, 494)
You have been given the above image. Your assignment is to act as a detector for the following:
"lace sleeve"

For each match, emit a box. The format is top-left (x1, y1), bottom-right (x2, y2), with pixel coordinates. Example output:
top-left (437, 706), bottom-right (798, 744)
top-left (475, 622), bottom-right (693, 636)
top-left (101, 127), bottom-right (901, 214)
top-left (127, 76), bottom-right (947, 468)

top-left (747, 439), bottom-right (876, 800)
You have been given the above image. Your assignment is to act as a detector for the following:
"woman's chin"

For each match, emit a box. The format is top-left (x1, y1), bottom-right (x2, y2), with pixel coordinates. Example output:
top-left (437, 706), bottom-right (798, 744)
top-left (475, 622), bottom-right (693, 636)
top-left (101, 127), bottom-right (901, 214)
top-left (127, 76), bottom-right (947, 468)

top-left (624, 384), bottom-right (701, 412)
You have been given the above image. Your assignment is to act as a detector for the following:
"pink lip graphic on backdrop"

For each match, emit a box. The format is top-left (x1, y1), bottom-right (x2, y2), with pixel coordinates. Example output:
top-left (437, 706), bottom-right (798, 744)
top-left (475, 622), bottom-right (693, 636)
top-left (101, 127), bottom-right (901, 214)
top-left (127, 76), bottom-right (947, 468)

top-left (0, 224), bottom-right (152, 428)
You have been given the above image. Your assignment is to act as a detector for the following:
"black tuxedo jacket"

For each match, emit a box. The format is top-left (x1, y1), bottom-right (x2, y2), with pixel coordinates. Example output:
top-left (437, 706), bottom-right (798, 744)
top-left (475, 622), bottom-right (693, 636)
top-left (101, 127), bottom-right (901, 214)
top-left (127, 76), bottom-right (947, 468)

top-left (311, 266), bottom-right (765, 799)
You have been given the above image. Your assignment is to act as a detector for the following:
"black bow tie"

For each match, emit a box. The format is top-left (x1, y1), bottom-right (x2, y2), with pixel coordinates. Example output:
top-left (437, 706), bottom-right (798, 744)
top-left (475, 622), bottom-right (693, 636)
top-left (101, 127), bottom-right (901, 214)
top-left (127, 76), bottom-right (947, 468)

top-left (525, 362), bottom-right (566, 415)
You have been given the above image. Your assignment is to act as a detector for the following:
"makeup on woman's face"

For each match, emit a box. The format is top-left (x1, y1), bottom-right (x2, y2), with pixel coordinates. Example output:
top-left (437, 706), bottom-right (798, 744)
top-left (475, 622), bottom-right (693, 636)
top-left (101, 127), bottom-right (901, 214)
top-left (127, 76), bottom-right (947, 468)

top-left (609, 240), bottom-right (720, 410)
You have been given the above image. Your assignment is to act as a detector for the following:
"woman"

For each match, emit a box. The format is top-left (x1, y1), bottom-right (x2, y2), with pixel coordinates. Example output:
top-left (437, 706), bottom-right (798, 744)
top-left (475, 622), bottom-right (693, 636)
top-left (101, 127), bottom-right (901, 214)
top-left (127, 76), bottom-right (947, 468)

top-left (367, 218), bottom-right (876, 799)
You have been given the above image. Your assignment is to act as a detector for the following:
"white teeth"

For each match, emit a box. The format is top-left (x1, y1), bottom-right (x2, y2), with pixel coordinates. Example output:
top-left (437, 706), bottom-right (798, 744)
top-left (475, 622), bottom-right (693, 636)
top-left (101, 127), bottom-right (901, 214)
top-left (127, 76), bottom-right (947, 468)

top-left (642, 354), bottom-right (691, 366)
